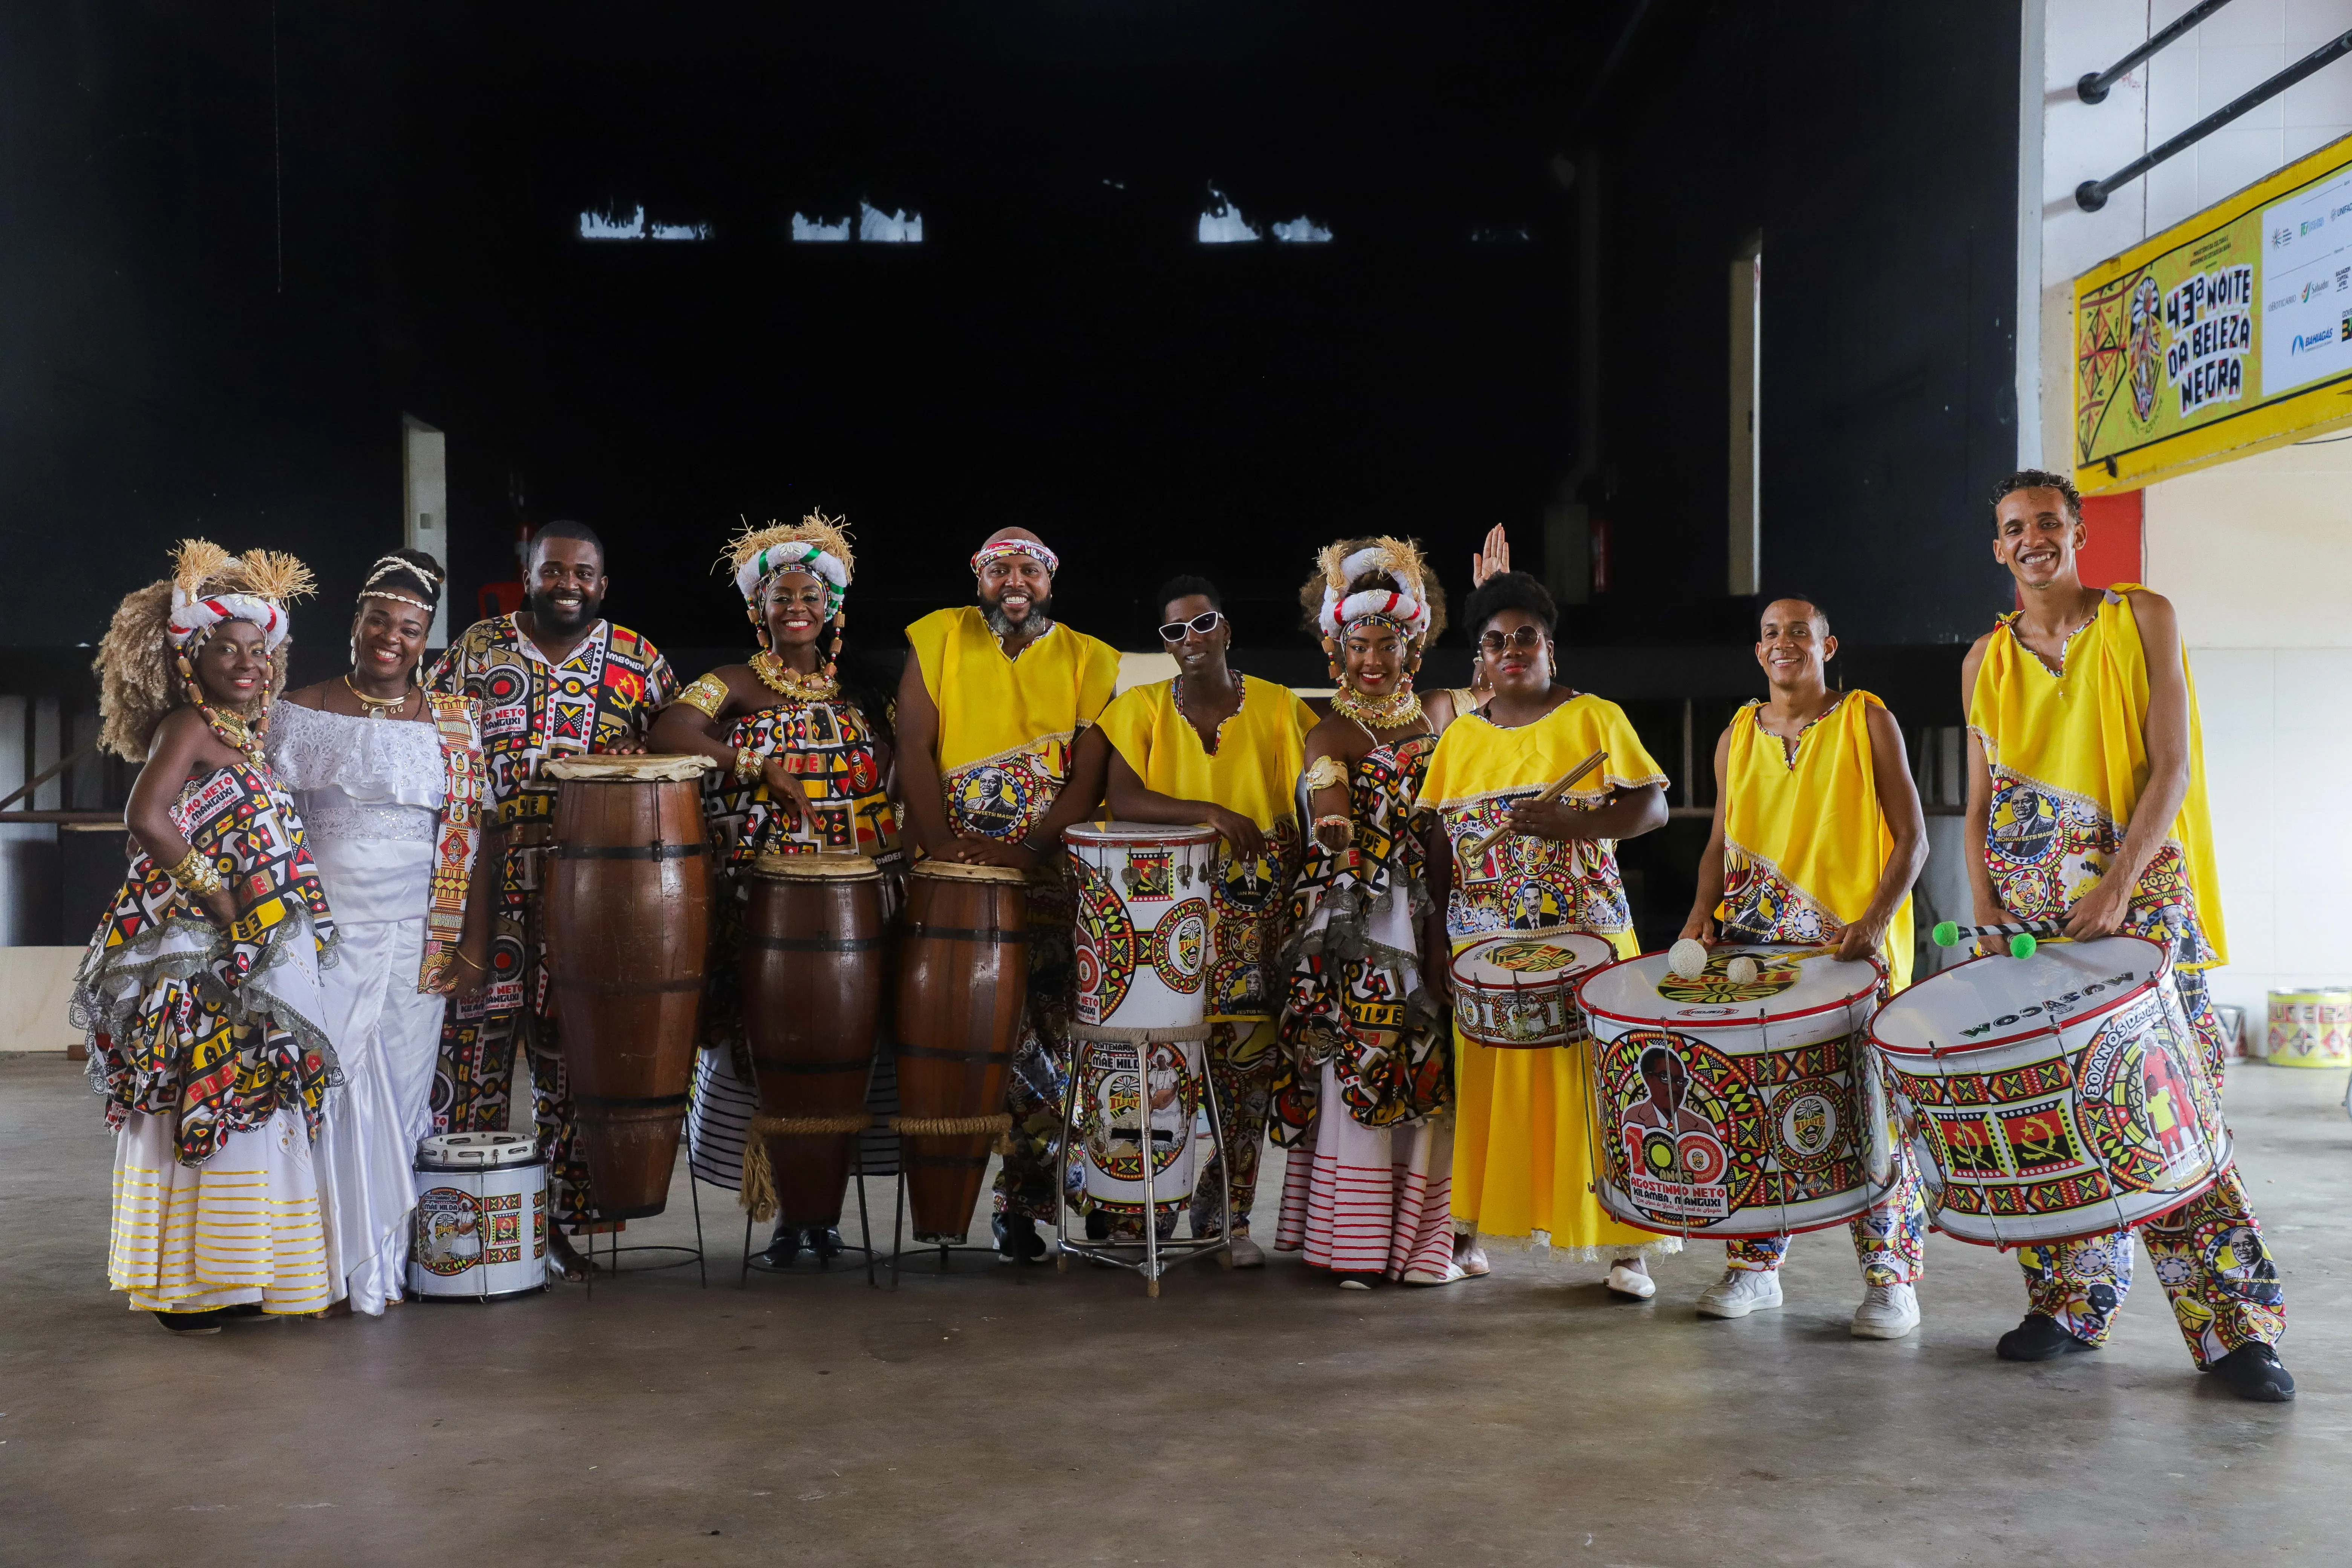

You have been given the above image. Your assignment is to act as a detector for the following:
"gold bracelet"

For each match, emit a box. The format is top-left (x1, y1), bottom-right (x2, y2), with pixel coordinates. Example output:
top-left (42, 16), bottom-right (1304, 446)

top-left (1303, 755), bottom-right (1349, 793)
top-left (734, 746), bottom-right (761, 784)
top-left (675, 672), bottom-right (729, 721)
top-left (166, 847), bottom-right (224, 898)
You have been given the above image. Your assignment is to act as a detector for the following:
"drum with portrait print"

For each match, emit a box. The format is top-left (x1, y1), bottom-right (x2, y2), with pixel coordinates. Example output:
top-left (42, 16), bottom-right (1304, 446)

top-left (1871, 935), bottom-right (2231, 1246)
top-left (1449, 931), bottom-right (1620, 1048)
top-left (1577, 944), bottom-right (1893, 1239)
top-left (407, 1133), bottom-right (548, 1301)
top-left (1063, 822), bottom-right (1223, 1040)
top-left (1075, 1034), bottom-right (1211, 1226)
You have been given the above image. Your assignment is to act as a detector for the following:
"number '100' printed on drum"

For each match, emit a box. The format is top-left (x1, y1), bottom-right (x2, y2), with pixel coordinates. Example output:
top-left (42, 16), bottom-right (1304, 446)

top-left (1576, 946), bottom-right (1896, 1239)
top-left (1870, 935), bottom-right (2231, 1246)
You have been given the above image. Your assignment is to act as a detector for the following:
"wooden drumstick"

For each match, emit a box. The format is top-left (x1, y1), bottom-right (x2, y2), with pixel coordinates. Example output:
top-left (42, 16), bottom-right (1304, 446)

top-left (1467, 749), bottom-right (1607, 862)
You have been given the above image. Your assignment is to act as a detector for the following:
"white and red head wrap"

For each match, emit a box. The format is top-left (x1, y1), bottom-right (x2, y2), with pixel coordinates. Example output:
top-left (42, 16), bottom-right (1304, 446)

top-left (969, 538), bottom-right (1060, 577)
top-left (1317, 546), bottom-right (1430, 641)
top-left (167, 587), bottom-right (291, 652)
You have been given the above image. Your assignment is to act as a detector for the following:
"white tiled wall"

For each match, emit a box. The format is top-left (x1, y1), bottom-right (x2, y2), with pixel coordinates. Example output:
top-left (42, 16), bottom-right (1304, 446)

top-left (2146, 436), bottom-right (2352, 1018)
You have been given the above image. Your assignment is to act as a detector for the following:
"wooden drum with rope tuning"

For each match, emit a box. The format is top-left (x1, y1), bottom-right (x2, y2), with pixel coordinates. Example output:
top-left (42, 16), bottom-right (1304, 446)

top-left (543, 754), bottom-right (715, 1219)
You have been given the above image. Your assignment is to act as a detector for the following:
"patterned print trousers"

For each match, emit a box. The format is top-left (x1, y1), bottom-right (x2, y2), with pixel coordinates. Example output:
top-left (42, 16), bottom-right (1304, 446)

top-left (1726, 1139), bottom-right (1927, 1285)
top-left (1193, 1018), bottom-right (1280, 1238)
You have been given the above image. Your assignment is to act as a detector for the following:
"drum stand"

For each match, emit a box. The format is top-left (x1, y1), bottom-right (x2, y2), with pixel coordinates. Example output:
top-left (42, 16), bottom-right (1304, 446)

top-left (1048, 1034), bottom-right (1234, 1296)
top-left (580, 1168), bottom-right (708, 1296)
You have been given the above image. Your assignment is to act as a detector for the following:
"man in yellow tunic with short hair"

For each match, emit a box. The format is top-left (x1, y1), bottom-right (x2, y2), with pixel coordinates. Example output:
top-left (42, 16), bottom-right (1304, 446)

top-left (897, 527), bottom-right (1121, 1261)
top-left (1962, 469), bottom-right (2289, 1402)
top-left (1095, 575), bottom-right (1317, 1266)
top-left (1420, 571), bottom-right (1674, 1294)
top-left (1677, 595), bottom-right (1929, 1338)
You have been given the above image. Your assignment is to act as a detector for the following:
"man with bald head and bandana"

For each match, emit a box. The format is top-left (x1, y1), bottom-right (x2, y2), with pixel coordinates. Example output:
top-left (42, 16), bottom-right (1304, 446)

top-left (898, 527), bottom-right (1121, 1259)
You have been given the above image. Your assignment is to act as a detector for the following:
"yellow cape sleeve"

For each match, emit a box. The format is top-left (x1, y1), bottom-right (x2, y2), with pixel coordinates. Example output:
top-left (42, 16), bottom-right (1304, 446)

top-left (1094, 682), bottom-right (1161, 778)
top-left (1592, 697), bottom-right (1669, 792)
top-left (903, 607), bottom-right (964, 707)
top-left (1074, 631), bottom-right (1121, 728)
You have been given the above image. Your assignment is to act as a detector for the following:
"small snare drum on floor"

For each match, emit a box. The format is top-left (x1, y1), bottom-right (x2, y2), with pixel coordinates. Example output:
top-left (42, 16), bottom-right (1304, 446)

top-left (2263, 988), bottom-right (2351, 1068)
top-left (1449, 931), bottom-right (1621, 1048)
top-left (1577, 944), bottom-right (1892, 1239)
top-left (409, 1133), bottom-right (548, 1302)
top-left (1870, 934), bottom-right (2231, 1246)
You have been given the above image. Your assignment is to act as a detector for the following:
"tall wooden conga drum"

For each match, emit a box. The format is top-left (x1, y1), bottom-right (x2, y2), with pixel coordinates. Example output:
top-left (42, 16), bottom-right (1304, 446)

top-left (543, 754), bottom-right (715, 1219)
top-left (743, 851), bottom-right (887, 1227)
top-left (893, 861), bottom-right (1030, 1242)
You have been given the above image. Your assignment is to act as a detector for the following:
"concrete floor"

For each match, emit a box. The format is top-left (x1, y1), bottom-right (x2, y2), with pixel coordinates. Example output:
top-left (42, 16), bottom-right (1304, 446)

top-left (4, 1054), bottom-right (2346, 1568)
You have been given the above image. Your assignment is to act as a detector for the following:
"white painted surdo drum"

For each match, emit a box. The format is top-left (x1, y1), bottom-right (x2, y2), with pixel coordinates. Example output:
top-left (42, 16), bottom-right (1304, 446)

top-left (1449, 931), bottom-right (1621, 1049)
top-left (1577, 944), bottom-right (1893, 1239)
top-left (407, 1132), bottom-right (548, 1302)
top-left (1064, 822), bottom-right (1223, 1039)
top-left (1870, 935), bottom-right (2231, 1246)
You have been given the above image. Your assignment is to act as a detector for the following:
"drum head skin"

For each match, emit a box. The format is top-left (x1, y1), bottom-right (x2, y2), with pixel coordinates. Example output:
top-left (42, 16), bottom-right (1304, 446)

top-left (416, 1131), bottom-right (542, 1169)
top-left (1452, 932), bottom-right (1619, 989)
top-left (1871, 936), bottom-right (2166, 1058)
top-left (1063, 819), bottom-right (1222, 851)
top-left (1580, 943), bottom-right (1880, 1034)
top-left (541, 753), bottom-right (717, 782)
top-left (910, 858), bottom-right (1028, 884)
top-left (754, 851), bottom-right (880, 880)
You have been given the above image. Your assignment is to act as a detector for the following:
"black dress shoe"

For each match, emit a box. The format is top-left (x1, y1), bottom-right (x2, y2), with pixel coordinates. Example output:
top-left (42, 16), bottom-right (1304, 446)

top-left (748, 1227), bottom-right (805, 1271)
top-left (993, 1213), bottom-right (1046, 1262)
top-left (1996, 1314), bottom-right (2096, 1361)
top-left (805, 1227), bottom-right (845, 1261)
top-left (2212, 1343), bottom-right (2295, 1402)
top-left (154, 1309), bottom-right (228, 1334)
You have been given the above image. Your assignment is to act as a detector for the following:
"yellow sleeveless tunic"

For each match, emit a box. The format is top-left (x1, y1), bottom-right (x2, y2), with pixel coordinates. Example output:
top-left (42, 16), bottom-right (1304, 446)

top-left (1967, 585), bottom-right (2225, 968)
top-left (905, 606), bottom-right (1121, 845)
top-left (1094, 675), bottom-right (1318, 1020)
top-left (1717, 691), bottom-right (1913, 989)
top-left (1419, 695), bottom-right (1671, 1254)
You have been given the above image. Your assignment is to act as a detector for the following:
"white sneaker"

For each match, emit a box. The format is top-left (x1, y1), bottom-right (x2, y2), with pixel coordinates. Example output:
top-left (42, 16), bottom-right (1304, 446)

top-left (1227, 1235), bottom-right (1265, 1269)
top-left (1604, 1264), bottom-right (1656, 1300)
top-left (1696, 1267), bottom-right (1783, 1319)
top-left (1850, 1282), bottom-right (1920, 1339)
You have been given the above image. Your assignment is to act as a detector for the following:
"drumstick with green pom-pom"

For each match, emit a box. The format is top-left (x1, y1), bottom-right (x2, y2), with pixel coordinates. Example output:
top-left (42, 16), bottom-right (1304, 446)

top-left (1931, 919), bottom-right (2061, 959)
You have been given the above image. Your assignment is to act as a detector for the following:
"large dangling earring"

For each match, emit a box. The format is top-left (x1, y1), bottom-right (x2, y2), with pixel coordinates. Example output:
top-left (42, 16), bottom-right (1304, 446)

top-left (825, 609), bottom-right (844, 683)
top-left (1323, 637), bottom-right (1342, 685)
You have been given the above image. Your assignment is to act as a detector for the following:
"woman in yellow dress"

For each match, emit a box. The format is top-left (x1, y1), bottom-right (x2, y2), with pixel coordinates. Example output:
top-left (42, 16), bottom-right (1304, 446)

top-left (1419, 570), bottom-right (1677, 1293)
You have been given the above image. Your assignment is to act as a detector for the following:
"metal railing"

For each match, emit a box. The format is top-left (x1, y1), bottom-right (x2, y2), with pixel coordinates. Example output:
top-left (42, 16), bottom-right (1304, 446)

top-left (2077, 27), bottom-right (2352, 210)
top-left (2075, 0), bottom-right (2239, 104)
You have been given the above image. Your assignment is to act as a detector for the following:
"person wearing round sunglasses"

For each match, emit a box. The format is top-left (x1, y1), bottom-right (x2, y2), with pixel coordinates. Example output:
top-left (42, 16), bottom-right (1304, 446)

top-left (1093, 576), bottom-right (1318, 1265)
top-left (1418, 570), bottom-right (1676, 1293)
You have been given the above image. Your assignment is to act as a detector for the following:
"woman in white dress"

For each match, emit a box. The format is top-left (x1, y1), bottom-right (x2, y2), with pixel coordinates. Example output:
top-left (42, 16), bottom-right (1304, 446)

top-left (268, 550), bottom-right (495, 1314)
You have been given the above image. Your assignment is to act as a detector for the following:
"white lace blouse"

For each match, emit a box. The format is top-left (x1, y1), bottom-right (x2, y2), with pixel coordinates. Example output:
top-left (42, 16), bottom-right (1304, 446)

top-left (265, 699), bottom-right (446, 845)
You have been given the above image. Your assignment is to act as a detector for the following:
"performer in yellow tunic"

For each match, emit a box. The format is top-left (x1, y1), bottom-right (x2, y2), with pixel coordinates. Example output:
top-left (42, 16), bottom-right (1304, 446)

top-left (1677, 596), bottom-right (1928, 1337)
top-left (896, 527), bottom-right (1121, 1260)
top-left (1095, 576), bottom-right (1317, 1263)
top-left (1420, 571), bottom-right (1675, 1293)
top-left (1962, 470), bottom-right (2289, 1401)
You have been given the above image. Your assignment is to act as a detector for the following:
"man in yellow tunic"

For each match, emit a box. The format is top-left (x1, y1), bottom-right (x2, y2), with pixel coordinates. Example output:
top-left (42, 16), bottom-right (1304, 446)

top-left (1095, 576), bottom-right (1317, 1266)
top-left (1420, 571), bottom-right (1675, 1294)
top-left (897, 527), bottom-right (1122, 1260)
top-left (1962, 469), bottom-right (2289, 1401)
top-left (1677, 596), bottom-right (1929, 1337)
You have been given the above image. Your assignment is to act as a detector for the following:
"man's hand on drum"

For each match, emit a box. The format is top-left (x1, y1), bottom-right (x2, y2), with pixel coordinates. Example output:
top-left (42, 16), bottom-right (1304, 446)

top-left (2062, 871), bottom-right (2133, 943)
top-left (1835, 914), bottom-right (1887, 965)
top-left (1204, 805), bottom-right (1266, 860)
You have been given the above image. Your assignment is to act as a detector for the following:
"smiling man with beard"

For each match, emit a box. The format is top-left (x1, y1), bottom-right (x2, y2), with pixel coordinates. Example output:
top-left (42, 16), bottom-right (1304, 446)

top-left (897, 526), bottom-right (1119, 1259)
top-left (426, 519), bottom-right (675, 1280)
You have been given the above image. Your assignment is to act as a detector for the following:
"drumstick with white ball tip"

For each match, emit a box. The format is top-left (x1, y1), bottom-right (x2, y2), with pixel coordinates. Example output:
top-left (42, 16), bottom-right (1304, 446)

top-left (1465, 749), bottom-right (1608, 863)
top-left (1664, 940), bottom-right (1760, 986)
top-left (1930, 919), bottom-right (2062, 959)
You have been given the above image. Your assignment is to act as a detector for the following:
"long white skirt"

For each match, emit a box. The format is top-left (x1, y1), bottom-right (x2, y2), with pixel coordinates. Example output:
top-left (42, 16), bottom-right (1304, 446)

top-left (110, 1107), bottom-right (335, 1314)
top-left (1274, 1060), bottom-right (1459, 1283)
top-left (309, 837), bottom-right (446, 1314)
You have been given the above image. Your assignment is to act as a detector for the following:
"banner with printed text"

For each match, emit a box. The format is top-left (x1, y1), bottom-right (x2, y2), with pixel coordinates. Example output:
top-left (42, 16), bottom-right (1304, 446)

top-left (2075, 131), bottom-right (2352, 492)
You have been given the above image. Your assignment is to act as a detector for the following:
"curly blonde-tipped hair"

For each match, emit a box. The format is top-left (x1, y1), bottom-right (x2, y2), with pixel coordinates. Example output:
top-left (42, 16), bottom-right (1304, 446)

top-left (1295, 534), bottom-right (1448, 643)
top-left (720, 511), bottom-right (858, 587)
top-left (94, 539), bottom-right (314, 760)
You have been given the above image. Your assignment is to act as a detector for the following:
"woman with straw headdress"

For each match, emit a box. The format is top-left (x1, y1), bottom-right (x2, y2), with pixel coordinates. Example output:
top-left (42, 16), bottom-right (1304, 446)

top-left (1270, 536), bottom-right (1465, 1287)
top-left (267, 548), bottom-right (498, 1315)
top-left (651, 513), bottom-right (905, 1265)
top-left (72, 541), bottom-right (341, 1332)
